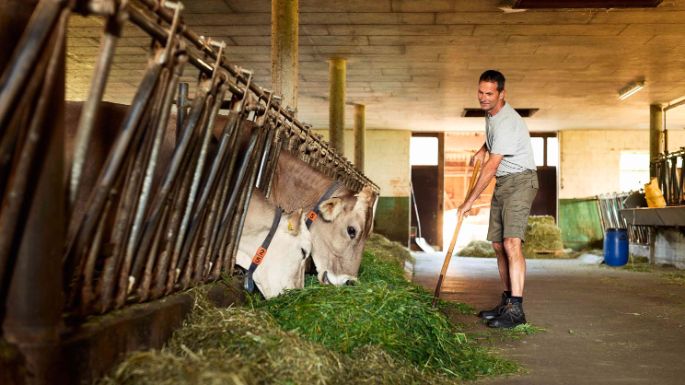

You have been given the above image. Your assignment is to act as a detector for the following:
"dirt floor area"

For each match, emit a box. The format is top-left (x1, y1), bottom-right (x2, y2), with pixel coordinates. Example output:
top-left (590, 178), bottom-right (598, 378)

top-left (412, 253), bottom-right (685, 385)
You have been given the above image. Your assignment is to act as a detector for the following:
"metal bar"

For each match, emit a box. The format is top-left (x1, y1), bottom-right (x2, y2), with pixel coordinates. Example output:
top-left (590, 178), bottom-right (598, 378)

top-left (263, 125), bottom-right (285, 199)
top-left (2, 6), bottom-right (68, 383)
top-left (212, 129), bottom-right (260, 276)
top-left (80, 199), bottom-right (111, 313)
top-left (162, 148), bottom-right (200, 295)
top-left (129, 91), bottom-right (207, 285)
top-left (120, 53), bottom-right (187, 303)
top-left (174, 82), bottom-right (227, 283)
top-left (138, 202), bottom-right (168, 301)
top-left (127, 0), bottom-right (379, 194)
top-left (0, 55), bottom-right (60, 317)
top-left (176, 82), bottom-right (189, 141)
top-left (0, 0), bottom-right (64, 132)
top-left (0, 23), bottom-right (56, 202)
top-left (183, 106), bottom-right (238, 284)
top-left (206, 122), bottom-right (244, 279)
top-left (69, 9), bottom-right (124, 207)
top-left (663, 96), bottom-right (685, 112)
top-left (110, 67), bottom-right (171, 309)
top-left (224, 122), bottom-right (272, 278)
top-left (63, 57), bottom-right (163, 294)
top-left (0, 5), bottom-right (67, 325)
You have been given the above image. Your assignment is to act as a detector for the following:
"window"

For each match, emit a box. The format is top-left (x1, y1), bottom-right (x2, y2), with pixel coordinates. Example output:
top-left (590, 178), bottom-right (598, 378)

top-left (619, 151), bottom-right (649, 192)
top-left (530, 133), bottom-right (558, 167)
top-left (531, 137), bottom-right (545, 167)
top-left (547, 137), bottom-right (559, 167)
top-left (410, 136), bottom-right (438, 166)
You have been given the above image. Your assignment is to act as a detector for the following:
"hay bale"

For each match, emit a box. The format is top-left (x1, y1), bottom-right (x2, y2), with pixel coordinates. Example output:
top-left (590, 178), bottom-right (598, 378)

top-left (523, 215), bottom-right (566, 259)
top-left (457, 217), bottom-right (567, 259)
top-left (458, 240), bottom-right (496, 258)
top-left (364, 233), bottom-right (414, 266)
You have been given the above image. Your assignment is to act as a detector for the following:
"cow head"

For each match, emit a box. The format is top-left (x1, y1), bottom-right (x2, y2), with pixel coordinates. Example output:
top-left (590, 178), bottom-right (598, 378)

top-left (310, 185), bottom-right (377, 286)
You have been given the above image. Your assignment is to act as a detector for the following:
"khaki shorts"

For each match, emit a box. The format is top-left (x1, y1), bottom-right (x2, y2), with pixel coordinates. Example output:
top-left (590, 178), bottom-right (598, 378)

top-left (487, 170), bottom-right (539, 243)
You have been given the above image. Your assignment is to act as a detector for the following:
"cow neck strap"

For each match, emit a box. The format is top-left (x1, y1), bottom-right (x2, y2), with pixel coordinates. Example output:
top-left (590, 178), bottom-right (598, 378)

top-left (305, 181), bottom-right (341, 229)
top-left (245, 207), bottom-right (284, 293)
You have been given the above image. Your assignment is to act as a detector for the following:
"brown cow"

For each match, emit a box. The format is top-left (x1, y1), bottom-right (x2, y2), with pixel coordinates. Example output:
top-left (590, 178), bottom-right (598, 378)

top-left (269, 151), bottom-right (377, 286)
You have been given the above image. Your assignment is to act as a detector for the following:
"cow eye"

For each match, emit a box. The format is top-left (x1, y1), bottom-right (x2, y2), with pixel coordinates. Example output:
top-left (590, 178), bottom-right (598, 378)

top-left (347, 226), bottom-right (357, 239)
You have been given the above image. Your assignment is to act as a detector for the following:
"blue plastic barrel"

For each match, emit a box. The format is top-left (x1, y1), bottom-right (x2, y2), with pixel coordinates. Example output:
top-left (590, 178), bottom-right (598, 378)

top-left (604, 228), bottom-right (629, 267)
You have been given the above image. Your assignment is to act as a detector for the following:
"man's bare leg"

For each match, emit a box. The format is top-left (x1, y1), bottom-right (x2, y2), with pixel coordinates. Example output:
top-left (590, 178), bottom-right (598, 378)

top-left (487, 237), bottom-right (528, 328)
top-left (502, 238), bottom-right (525, 297)
top-left (492, 241), bottom-right (511, 292)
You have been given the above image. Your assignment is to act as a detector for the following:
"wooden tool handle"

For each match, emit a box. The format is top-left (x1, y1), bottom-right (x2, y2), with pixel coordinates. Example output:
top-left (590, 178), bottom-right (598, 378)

top-left (432, 160), bottom-right (482, 305)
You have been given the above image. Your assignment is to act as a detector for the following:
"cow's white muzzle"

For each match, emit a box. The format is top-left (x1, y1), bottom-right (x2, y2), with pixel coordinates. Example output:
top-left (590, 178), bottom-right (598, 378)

top-left (321, 271), bottom-right (357, 286)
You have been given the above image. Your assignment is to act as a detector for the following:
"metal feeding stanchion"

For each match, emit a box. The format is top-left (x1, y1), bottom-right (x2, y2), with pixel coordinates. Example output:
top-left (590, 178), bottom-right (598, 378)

top-left (433, 160), bottom-right (481, 307)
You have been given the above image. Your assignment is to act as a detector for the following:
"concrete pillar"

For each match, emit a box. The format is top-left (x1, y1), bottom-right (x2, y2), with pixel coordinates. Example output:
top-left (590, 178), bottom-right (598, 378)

top-left (649, 104), bottom-right (663, 177)
top-left (354, 104), bottom-right (365, 172)
top-left (329, 58), bottom-right (346, 153)
top-left (271, 0), bottom-right (298, 111)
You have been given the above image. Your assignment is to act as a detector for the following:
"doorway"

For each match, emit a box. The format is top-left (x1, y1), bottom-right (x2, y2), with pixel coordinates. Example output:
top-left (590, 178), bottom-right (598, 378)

top-left (530, 133), bottom-right (559, 219)
top-left (410, 133), bottom-right (444, 251)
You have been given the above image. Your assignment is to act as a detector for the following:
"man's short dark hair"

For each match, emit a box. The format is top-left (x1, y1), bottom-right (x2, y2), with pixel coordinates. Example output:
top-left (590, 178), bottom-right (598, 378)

top-left (479, 70), bottom-right (505, 92)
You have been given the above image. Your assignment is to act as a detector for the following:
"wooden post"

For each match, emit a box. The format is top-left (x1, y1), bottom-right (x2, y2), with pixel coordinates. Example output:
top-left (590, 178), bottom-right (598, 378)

top-left (649, 104), bottom-right (663, 178)
top-left (354, 104), bottom-right (365, 172)
top-left (271, 0), bottom-right (298, 112)
top-left (329, 58), bottom-right (346, 153)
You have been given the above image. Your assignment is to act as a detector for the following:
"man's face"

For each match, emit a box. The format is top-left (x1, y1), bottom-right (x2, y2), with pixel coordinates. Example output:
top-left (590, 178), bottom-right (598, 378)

top-left (478, 81), bottom-right (503, 113)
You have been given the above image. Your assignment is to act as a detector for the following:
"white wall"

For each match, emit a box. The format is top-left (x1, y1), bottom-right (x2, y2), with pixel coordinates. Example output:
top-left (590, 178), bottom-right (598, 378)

top-left (559, 129), bottom-right (685, 199)
top-left (313, 129), bottom-right (411, 197)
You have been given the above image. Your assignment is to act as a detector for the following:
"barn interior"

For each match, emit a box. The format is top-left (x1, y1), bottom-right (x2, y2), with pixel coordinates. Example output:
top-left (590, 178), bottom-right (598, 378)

top-left (2, 0), bottom-right (685, 384)
top-left (60, 0), bottom-right (685, 255)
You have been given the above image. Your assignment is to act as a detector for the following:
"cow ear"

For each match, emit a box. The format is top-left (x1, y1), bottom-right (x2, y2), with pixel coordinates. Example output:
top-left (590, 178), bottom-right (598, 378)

top-left (287, 209), bottom-right (303, 235)
top-left (319, 197), bottom-right (344, 221)
top-left (353, 185), bottom-right (375, 212)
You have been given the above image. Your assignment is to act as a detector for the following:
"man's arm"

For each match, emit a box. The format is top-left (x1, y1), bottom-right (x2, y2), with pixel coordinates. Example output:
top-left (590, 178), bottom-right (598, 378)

top-left (459, 153), bottom-right (503, 217)
top-left (470, 143), bottom-right (488, 166)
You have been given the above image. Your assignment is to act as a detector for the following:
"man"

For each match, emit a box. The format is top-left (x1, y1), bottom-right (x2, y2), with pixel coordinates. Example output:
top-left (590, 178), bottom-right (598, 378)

top-left (459, 70), bottom-right (538, 328)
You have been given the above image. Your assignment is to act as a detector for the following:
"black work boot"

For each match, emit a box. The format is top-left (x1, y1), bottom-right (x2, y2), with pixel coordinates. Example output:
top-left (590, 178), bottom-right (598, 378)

top-left (487, 299), bottom-right (526, 329)
top-left (478, 292), bottom-right (509, 320)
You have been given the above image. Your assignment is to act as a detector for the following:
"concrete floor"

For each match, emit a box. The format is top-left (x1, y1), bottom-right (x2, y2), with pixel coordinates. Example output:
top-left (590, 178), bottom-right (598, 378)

top-left (412, 253), bottom-right (685, 385)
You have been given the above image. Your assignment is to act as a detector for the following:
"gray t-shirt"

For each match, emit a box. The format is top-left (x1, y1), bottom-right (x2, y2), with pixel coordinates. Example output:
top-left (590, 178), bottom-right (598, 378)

top-left (485, 102), bottom-right (536, 177)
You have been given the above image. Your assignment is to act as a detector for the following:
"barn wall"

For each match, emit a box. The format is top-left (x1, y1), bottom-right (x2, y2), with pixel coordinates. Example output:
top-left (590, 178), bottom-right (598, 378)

top-left (559, 129), bottom-right (685, 199)
top-left (314, 129), bottom-right (411, 245)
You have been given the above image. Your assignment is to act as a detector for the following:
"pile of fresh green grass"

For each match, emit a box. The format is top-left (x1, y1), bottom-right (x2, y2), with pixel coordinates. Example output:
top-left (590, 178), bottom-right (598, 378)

top-left (255, 244), bottom-right (517, 381)
top-left (101, 296), bottom-right (460, 385)
top-left (101, 234), bottom-right (518, 384)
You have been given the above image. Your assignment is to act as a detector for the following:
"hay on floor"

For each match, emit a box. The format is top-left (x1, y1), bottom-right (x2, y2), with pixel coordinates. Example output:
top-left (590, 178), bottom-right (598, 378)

top-left (458, 240), bottom-right (496, 258)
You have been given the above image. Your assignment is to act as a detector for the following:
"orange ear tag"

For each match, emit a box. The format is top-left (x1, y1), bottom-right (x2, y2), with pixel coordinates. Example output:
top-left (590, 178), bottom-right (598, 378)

top-left (252, 247), bottom-right (267, 265)
top-left (307, 211), bottom-right (318, 221)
